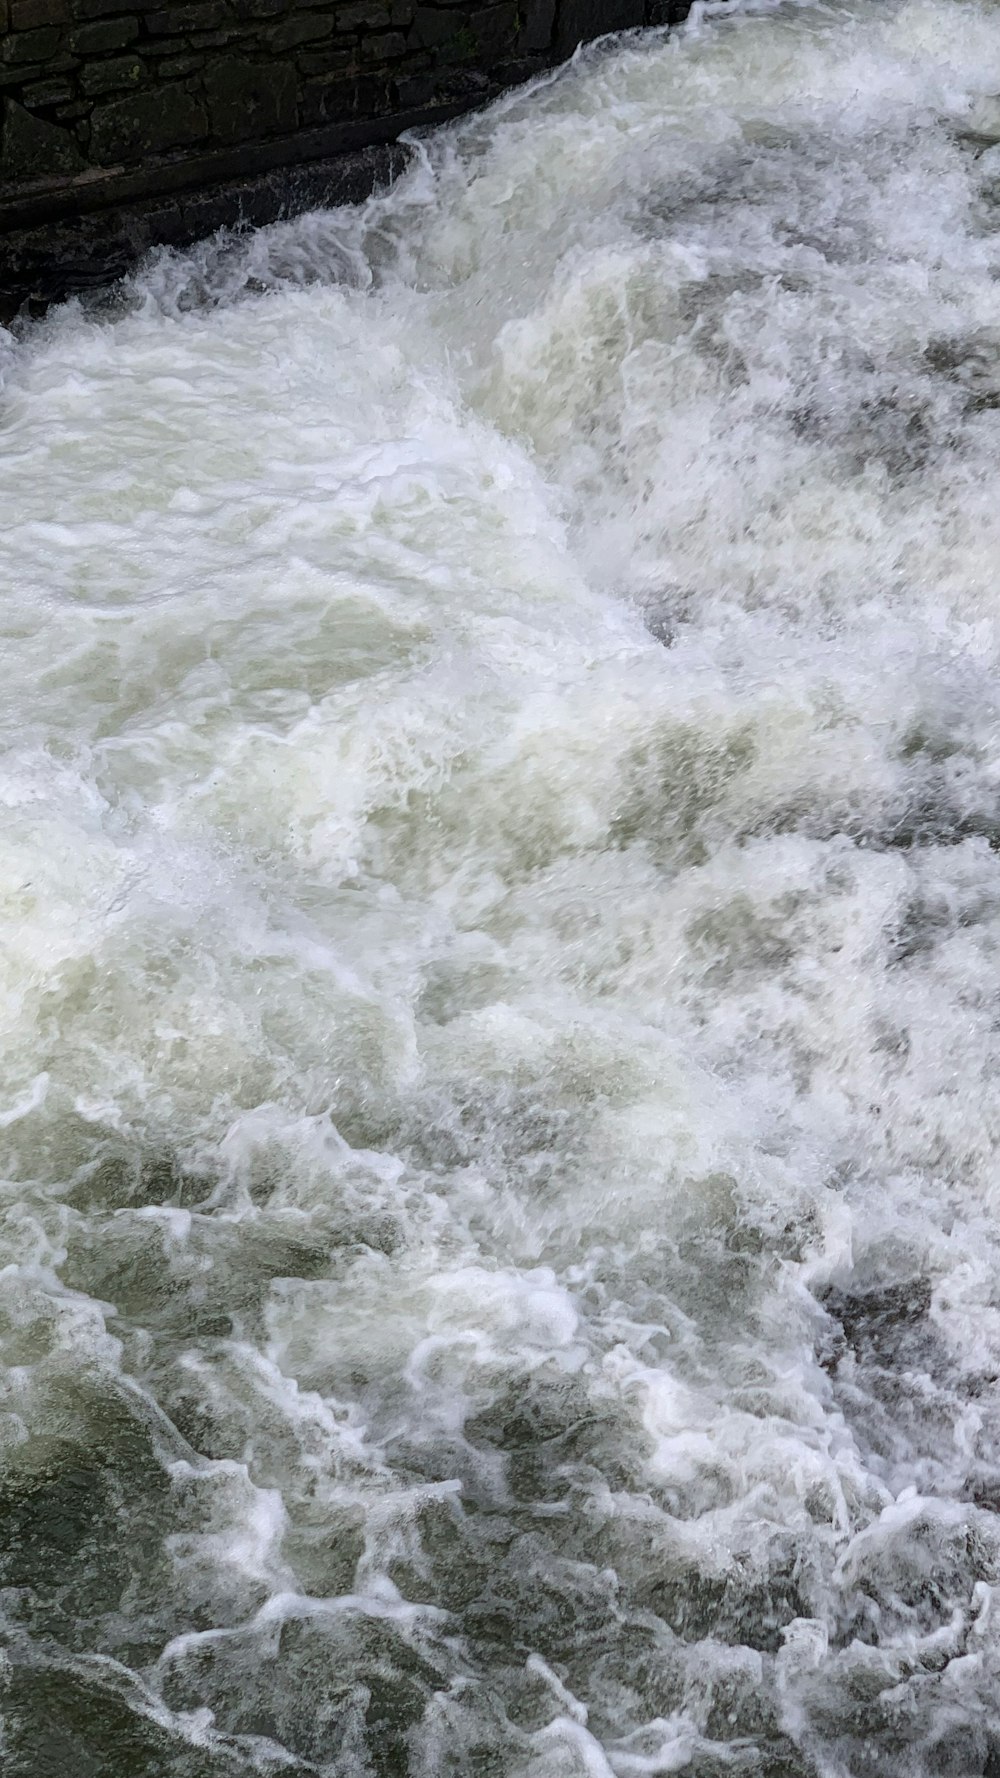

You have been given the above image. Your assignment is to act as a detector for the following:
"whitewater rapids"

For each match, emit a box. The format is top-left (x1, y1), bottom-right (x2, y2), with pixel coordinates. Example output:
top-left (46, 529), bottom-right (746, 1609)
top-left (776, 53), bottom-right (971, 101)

top-left (5, 2), bottom-right (1000, 1772)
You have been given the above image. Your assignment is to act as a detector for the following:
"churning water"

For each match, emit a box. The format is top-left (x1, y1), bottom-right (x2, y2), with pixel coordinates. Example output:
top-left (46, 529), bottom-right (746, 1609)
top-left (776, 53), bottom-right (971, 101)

top-left (5, 1), bottom-right (1000, 1770)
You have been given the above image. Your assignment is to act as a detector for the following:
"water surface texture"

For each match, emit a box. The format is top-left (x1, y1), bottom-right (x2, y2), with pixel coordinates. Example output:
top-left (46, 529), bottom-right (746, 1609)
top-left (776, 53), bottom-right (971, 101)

top-left (5, 3), bottom-right (1000, 1772)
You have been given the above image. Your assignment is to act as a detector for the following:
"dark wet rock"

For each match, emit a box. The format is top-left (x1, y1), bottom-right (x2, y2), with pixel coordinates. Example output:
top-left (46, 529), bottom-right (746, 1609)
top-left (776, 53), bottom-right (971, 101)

top-left (89, 82), bottom-right (209, 163)
top-left (203, 55), bottom-right (299, 142)
top-left (4, 1662), bottom-right (263, 1778)
top-left (819, 1277), bottom-right (934, 1373)
top-left (2, 94), bottom-right (88, 176)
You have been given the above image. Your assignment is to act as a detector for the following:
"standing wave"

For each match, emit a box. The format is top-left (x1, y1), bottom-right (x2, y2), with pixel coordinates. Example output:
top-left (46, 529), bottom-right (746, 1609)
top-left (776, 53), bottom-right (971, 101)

top-left (4, 3), bottom-right (1000, 1773)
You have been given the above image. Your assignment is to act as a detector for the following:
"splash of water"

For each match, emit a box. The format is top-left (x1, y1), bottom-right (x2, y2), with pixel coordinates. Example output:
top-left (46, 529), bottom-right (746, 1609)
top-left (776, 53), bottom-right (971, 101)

top-left (5, 3), bottom-right (1000, 1772)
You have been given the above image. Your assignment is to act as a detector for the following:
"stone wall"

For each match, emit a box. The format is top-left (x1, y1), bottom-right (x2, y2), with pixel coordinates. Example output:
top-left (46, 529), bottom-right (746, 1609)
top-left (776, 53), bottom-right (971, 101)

top-left (0, 0), bottom-right (687, 310)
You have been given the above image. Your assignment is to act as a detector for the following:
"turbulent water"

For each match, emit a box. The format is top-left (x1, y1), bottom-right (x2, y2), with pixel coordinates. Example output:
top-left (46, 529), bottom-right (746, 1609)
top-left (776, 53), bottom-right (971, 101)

top-left (7, 2), bottom-right (1000, 1772)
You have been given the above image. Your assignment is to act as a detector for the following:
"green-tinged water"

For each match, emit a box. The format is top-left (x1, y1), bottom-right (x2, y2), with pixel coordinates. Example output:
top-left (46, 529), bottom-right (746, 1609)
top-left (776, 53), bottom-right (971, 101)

top-left (5, 4), bottom-right (1000, 1771)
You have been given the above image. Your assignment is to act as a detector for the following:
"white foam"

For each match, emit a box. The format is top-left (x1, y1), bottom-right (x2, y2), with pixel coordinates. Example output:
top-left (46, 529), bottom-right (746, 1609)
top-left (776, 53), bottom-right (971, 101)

top-left (5, 3), bottom-right (1000, 1772)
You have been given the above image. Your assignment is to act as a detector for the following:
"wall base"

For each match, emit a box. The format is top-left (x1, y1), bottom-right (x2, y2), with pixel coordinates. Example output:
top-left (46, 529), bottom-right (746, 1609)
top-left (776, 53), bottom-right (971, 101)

top-left (0, 1), bottom-right (689, 319)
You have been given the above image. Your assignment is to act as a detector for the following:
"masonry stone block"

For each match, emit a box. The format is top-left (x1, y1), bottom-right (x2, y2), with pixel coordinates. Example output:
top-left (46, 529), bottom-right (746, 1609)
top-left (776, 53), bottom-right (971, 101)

top-left (2, 26), bottom-right (63, 60)
top-left (336, 0), bottom-right (394, 28)
top-left (299, 69), bottom-right (355, 120)
top-left (519, 0), bottom-right (554, 49)
top-left (202, 54), bottom-right (298, 141)
top-left (157, 51), bottom-right (202, 72)
top-left (409, 5), bottom-right (452, 46)
top-left (553, 0), bottom-right (640, 51)
top-left (68, 16), bottom-right (140, 50)
top-left (22, 74), bottom-right (76, 101)
top-left (79, 53), bottom-right (145, 93)
top-left (11, 0), bottom-right (69, 24)
top-left (147, 1), bottom-right (229, 31)
top-left (13, 0), bottom-right (70, 27)
top-left (266, 10), bottom-right (332, 46)
top-left (298, 44), bottom-right (356, 74)
top-left (187, 26), bottom-right (243, 42)
top-left (392, 69), bottom-right (432, 104)
top-left (1, 94), bottom-right (88, 175)
top-left (76, 0), bottom-right (151, 16)
top-left (89, 81), bottom-right (208, 160)
top-left (360, 27), bottom-right (405, 57)
top-left (468, 2), bottom-right (516, 55)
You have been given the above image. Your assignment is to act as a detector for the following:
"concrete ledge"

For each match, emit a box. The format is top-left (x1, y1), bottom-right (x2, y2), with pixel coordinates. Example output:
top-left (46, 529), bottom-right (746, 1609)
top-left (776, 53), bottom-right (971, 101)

top-left (1, 139), bottom-right (411, 314)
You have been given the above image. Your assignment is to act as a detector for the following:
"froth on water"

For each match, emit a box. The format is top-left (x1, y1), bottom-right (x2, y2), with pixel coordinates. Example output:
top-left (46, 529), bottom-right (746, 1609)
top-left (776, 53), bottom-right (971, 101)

top-left (5, 2), bottom-right (1000, 1773)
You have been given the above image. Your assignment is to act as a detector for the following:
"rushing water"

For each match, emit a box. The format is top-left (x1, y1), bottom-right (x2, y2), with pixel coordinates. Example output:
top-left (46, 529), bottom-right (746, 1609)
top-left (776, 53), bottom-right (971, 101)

top-left (5, 2), bottom-right (1000, 1771)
